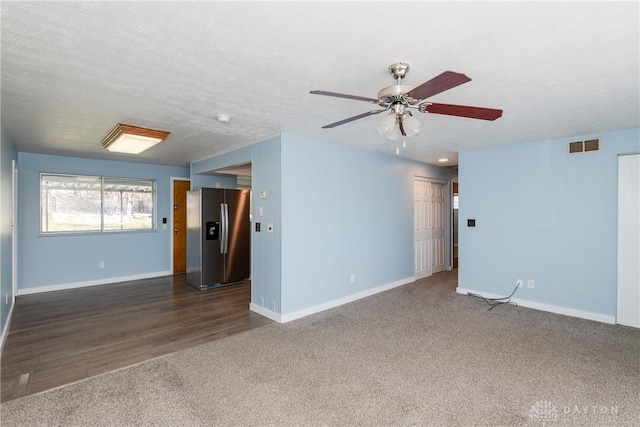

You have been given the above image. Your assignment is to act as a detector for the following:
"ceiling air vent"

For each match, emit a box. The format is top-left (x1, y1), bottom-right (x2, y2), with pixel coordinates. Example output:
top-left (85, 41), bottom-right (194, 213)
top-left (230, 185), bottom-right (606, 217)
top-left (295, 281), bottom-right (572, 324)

top-left (568, 138), bottom-right (600, 154)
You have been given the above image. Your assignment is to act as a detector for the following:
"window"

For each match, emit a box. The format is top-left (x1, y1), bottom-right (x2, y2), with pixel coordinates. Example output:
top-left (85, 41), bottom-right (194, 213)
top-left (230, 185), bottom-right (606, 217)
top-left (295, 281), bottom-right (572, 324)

top-left (40, 174), bottom-right (155, 233)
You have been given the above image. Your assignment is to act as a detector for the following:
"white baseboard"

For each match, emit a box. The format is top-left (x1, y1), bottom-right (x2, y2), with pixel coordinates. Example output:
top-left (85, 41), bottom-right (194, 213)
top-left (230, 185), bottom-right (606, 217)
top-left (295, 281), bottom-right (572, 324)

top-left (456, 287), bottom-right (616, 324)
top-left (249, 303), bottom-right (282, 323)
top-left (0, 299), bottom-right (16, 355)
top-left (18, 271), bottom-right (172, 296)
top-left (280, 276), bottom-right (415, 323)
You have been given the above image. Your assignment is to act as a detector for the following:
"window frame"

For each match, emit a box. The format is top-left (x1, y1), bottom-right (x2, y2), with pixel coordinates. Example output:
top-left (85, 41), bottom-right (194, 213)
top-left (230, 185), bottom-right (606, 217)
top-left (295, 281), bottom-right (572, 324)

top-left (40, 173), bottom-right (157, 235)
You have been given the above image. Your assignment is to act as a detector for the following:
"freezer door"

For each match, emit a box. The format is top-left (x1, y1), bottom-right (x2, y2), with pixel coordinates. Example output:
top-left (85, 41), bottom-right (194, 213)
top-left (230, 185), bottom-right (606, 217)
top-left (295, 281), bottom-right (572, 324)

top-left (201, 188), bottom-right (226, 286)
top-left (224, 189), bottom-right (251, 283)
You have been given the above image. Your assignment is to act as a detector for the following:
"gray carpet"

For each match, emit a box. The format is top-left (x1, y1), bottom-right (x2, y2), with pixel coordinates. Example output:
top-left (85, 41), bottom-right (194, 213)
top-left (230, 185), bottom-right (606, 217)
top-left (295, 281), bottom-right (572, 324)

top-left (1, 272), bottom-right (638, 426)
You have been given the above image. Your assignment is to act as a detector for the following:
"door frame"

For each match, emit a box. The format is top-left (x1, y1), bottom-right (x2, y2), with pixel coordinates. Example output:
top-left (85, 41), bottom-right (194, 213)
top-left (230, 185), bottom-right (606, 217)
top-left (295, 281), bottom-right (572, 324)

top-left (170, 177), bottom-right (190, 274)
top-left (451, 180), bottom-right (458, 270)
top-left (12, 160), bottom-right (18, 300)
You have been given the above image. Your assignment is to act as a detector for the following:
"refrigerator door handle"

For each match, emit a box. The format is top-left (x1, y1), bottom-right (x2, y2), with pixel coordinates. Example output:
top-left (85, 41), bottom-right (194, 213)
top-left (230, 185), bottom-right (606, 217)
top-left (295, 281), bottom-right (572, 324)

top-left (220, 203), bottom-right (225, 254)
top-left (223, 203), bottom-right (229, 254)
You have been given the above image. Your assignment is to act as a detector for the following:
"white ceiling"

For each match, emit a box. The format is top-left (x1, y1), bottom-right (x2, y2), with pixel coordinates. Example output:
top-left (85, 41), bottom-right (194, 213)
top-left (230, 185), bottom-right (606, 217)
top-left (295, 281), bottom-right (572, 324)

top-left (1, 1), bottom-right (638, 168)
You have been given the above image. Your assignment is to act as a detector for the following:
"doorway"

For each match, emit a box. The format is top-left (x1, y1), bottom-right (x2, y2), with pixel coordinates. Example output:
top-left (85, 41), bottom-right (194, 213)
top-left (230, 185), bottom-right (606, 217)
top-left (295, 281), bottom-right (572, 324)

top-left (172, 178), bottom-right (190, 274)
top-left (452, 182), bottom-right (458, 269)
top-left (204, 162), bottom-right (252, 276)
top-left (414, 177), bottom-right (446, 280)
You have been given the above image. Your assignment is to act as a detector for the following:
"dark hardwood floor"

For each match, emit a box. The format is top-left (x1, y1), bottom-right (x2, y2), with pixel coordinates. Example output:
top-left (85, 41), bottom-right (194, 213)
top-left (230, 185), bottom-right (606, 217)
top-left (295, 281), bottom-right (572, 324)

top-left (0, 275), bottom-right (272, 402)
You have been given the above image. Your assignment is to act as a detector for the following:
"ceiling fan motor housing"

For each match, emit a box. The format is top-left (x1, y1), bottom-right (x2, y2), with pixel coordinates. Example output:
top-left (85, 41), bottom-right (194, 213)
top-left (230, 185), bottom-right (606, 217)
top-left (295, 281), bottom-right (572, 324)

top-left (377, 84), bottom-right (415, 104)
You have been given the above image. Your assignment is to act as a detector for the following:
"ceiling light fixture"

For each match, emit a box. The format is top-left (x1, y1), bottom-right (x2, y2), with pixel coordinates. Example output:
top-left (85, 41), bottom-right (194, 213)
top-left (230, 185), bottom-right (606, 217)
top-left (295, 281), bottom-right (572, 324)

top-left (376, 104), bottom-right (421, 141)
top-left (101, 123), bottom-right (170, 155)
top-left (438, 158), bottom-right (449, 163)
top-left (216, 114), bottom-right (231, 123)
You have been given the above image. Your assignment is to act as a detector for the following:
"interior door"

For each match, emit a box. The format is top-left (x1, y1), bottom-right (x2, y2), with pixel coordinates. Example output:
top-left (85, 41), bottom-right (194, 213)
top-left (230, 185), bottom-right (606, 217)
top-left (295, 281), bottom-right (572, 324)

top-left (172, 179), bottom-right (190, 273)
top-left (617, 154), bottom-right (639, 328)
top-left (414, 179), bottom-right (432, 279)
top-left (431, 183), bottom-right (446, 274)
top-left (414, 178), bottom-right (446, 279)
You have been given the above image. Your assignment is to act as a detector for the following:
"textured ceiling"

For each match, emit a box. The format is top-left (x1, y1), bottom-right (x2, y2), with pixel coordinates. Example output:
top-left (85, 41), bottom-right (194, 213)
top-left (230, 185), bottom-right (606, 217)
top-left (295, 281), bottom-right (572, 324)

top-left (1, 1), bottom-right (638, 167)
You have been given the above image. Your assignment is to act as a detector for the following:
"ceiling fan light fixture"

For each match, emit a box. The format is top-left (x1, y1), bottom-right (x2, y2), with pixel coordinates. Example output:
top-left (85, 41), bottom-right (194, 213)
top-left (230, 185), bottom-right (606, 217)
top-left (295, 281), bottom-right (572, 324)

top-left (383, 117), bottom-right (402, 141)
top-left (101, 123), bottom-right (170, 154)
top-left (376, 111), bottom-right (398, 138)
top-left (401, 113), bottom-right (421, 137)
top-left (387, 123), bottom-right (401, 141)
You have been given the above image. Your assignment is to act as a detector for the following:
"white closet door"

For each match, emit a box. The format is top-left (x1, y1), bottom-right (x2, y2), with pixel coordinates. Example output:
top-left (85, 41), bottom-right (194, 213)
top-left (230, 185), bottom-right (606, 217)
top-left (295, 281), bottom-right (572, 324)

top-left (414, 179), bottom-right (432, 279)
top-left (414, 178), bottom-right (446, 279)
top-left (617, 154), bottom-right (639, 328)
top-left (431, 183), bottom-right (446, 274)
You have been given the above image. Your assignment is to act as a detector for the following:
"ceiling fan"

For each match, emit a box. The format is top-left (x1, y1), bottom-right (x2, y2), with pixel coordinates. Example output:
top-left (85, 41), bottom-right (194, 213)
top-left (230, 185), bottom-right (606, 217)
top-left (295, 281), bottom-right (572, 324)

top-left (310, 62), bottom-right (503, 141)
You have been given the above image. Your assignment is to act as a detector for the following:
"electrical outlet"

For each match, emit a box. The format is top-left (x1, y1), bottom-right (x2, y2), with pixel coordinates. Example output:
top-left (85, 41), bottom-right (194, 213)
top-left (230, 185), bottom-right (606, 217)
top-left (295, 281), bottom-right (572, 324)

top-left (99, 261), bottom-right (105, 269)
top-left (527, 279), bottom-right (535, 289)
top-left (517, 279), bottom-right (523, 288)
top-left (267, 223), bottom-right (273, 233)
top-left (350, 274), bottom-right (356, 284)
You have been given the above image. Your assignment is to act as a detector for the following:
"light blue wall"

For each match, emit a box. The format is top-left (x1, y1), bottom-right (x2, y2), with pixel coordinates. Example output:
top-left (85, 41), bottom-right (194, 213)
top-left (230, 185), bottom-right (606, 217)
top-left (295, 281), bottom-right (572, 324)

top-left (192, 133), bottom-right (455, 317)
top-left (17, 153), bottom-right (189, 291)
top-left (279, 133), bottom-right (454, 314)
top-left (191, 135), bottom-right (282, 313)
top-left (191, 173), bottom-right (238, 190)
top-left (458, 127), bottom-right (640, 317)
top-left (1, 120), bottom-right (17, 340)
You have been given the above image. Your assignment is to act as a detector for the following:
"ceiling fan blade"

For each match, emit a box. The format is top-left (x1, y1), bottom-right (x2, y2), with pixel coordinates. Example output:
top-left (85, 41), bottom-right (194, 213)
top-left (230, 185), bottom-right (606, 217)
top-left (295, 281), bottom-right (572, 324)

top-left (310, 90), bottom-right (379, 104)
top-left (425, 103), bottom-right (503, 121)
top-left (321, 110), bottom-right (387, 128)
top-left (406, 71), bottom-right (471, 100)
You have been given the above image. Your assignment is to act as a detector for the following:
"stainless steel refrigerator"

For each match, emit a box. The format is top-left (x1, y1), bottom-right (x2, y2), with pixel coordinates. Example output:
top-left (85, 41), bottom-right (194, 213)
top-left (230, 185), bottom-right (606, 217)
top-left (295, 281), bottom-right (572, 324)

top-left (186, 188), bottom-right (251, 290)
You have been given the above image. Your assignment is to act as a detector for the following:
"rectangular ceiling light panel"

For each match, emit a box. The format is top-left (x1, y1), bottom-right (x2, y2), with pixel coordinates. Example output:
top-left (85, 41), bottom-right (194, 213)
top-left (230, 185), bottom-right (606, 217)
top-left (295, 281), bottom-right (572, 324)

top-left (101, 124), bottom-right (170, 154)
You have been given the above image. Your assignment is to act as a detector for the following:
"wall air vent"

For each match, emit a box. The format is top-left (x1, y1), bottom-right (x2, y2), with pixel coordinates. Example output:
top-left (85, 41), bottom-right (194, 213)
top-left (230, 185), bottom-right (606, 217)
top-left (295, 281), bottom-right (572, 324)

top-left (584, 138), bottom-right (600, 152)
top-left (568, 138), bottom-right (600, 154)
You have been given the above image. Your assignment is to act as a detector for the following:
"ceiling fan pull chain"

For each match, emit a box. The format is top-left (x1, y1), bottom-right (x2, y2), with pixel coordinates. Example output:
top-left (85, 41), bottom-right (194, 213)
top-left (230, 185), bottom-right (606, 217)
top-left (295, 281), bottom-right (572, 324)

top-left (399, 118), bottom-right (407, 137)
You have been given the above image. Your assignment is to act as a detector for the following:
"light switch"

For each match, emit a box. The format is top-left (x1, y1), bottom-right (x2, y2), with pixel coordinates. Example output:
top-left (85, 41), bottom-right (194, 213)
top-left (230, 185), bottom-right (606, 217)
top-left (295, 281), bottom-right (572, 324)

top-left (259, 207), bottom-right (264, 216)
